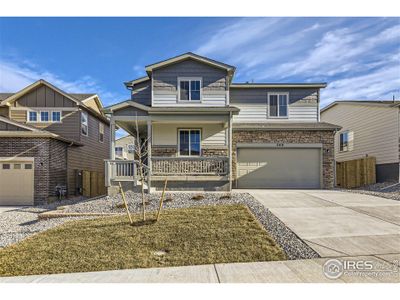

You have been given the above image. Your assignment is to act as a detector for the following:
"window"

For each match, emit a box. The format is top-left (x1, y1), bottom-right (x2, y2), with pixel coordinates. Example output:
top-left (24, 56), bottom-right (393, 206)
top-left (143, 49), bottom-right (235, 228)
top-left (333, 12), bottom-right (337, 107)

top-left (81, 111), bottom-right (88, 136)
top-left (28, 111), bottom-right (37, 122)
top-left (13, 164), bottom-right (21, 169)
top-left (115, 147), bottom-right (124, 157)
top-left (269, 93), bottom-right (288, 118)
top-left (40, 111), bottom-right (49, 122)
top-left (99, 122), bottom-right (104, 143)
top-left (24, 164), bottom-right (32, 169)
top-left (178, 78), bottom-right (201, 101)
top-left (179, 129), bottom-right (201, 156)
top-left (127, 144), bottom-right (135, 153)
top-left (52, 111), bottom-right (61, 122)
top-left (2, 164), bottom-right (10, 170)
top-left (339, 131), bottom-right (353, 152)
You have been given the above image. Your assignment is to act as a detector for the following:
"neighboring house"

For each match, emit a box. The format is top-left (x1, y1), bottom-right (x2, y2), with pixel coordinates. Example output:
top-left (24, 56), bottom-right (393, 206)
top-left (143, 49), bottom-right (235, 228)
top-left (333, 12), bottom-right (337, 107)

top-left (321, 100), bottom-right (400, 183)
top-left (104, 52), bottom-right (340, 193)
top-left (115, 135), bottom-right (135, 160)
top-left (0, 80), bottom-right (110, 205)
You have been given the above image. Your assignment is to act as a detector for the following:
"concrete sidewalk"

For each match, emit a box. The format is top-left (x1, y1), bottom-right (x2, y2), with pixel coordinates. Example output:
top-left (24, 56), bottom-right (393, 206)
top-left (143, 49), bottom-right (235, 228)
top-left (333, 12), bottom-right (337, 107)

top-left (1, 255), bottom-right (399, 283)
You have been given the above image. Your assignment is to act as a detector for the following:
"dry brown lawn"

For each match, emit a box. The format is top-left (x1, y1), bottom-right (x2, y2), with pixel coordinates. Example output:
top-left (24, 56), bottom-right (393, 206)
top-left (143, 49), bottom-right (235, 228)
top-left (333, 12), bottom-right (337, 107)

top-left (0, 204), bottom-right (286, 277)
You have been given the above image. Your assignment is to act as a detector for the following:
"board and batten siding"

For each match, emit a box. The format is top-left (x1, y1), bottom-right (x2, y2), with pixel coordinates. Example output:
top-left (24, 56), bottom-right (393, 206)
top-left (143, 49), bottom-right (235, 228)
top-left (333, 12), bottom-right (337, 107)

top-left (152, 123), bottom-right (226, 147)
top-left (230, 88), bottom-right (319, 122)
top-left (13, 85), bottom-right (76, 108)
top-left (321, 104), bottom-right (400, 165)
top-left (152, 59), bottom-right (228, 107)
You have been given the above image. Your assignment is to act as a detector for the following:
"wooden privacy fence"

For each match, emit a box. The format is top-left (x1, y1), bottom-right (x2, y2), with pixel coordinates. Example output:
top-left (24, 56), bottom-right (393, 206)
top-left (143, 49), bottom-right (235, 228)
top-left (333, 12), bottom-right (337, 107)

top-left (336, 156), bottom-right (376, 188)
top-left (82, 171), bottom-right (107, 197)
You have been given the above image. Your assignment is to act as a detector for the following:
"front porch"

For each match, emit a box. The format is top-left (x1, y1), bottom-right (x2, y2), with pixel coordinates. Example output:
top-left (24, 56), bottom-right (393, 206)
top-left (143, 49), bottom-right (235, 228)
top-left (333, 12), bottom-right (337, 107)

top-left (104, 103), bottom-right (235, 193)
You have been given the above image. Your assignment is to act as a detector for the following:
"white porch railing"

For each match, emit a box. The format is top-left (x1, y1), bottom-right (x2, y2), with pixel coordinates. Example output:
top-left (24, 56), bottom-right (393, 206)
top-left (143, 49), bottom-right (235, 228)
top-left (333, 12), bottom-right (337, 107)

top-left (105, 160), bottom-right (136, 186)
top-left (151, 156), bottom-right (229, 176)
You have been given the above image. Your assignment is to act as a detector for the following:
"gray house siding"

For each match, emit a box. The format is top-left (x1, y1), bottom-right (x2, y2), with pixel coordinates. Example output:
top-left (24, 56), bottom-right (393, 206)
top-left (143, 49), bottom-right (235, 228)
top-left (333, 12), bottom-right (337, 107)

top-left (152, 59), bottom-right (228, 106)
top-left (131, 80), bottom-right (151, 106)
top-left (230, 88), bottom-right (319, 122)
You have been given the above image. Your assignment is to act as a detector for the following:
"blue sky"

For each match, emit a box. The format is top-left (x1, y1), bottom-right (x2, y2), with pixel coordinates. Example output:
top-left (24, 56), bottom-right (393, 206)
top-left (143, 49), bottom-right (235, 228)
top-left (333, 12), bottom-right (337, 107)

top-left (0, 17), bottom-right (399, 108)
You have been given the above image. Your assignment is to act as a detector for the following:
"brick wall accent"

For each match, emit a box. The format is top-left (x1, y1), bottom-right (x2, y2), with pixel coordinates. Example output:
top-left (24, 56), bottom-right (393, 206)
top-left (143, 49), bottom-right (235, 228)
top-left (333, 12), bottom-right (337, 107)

top-left (0, 137), bottom-right (68, 205)
top-left (152, 146), bottom-right (177, 157)
top-left (202, 148), bottom-right (228, 157)
top-left (232, 130), bottom-right (335, 189)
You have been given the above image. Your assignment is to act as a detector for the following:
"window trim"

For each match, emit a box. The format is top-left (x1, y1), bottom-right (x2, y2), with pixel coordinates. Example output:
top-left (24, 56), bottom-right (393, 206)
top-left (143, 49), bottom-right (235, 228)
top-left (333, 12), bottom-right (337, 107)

top-left (26, 110), bottom-right (62, 123)
top-left (268, 92), bottom-right (289, 118)
top-left (81, 111), bottom-right (89, 136)
top-left (115, 146), bottom-right (124, 157)
top-left (177, 77), bottom-right (202, 102)
top-left (177, 128), bottom-right (201, 157)
top-left (51, 111), bottom-right (62, 123)
top-left (27, 111), bottom-right (38, 123)
top-left (98, 122), bottom-right (104, 143)
top-left (339, 131), bottom-right (350, 152)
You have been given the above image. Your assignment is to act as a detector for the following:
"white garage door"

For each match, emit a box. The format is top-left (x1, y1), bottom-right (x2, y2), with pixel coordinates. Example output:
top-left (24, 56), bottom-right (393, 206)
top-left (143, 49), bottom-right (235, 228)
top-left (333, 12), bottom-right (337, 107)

top-left (0, 159), bottom-right (34, 205)
top-left (237, 147), bottom-right (321, 189)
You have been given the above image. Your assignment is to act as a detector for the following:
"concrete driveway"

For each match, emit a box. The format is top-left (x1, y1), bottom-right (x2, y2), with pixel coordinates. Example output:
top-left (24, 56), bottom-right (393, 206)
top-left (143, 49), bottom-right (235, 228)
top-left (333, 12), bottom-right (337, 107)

top-left (245, 190), bottom-right (400, 257)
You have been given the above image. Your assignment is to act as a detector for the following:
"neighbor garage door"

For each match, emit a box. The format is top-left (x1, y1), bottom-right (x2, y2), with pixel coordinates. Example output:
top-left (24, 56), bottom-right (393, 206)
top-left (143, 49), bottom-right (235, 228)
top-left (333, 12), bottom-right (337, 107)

top-left (0, 159), bottom-right (34, 205)
top-left (237, 147), bottom-right (321, 188)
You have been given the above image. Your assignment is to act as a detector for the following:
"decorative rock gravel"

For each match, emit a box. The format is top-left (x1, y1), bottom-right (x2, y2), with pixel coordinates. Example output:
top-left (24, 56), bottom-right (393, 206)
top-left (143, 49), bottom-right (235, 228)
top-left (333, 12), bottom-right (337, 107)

top-left (0, 192), bottom-right (319, 260)
top-left (337, 181), bottom-right (400, 201)
top-left (0, 206), bottom-right (90, 248)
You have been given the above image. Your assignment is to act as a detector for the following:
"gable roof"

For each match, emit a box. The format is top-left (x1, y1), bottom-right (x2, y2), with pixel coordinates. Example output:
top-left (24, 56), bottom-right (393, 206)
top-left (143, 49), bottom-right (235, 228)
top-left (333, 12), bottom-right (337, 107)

top-left (0, 115), bottom-right (39, 131)
top-left (321, 100), bottom-right (400, 113)
top-left (125, 52), bottom-right (236, 88)
top-left (231, 83), bottom-right (327, 88)
top-left (145, 52), bottom-right (235, 73)
top-left (0, 79), bottom-right (82, 107)
top-left (0, 80), bottom-right (108, 122)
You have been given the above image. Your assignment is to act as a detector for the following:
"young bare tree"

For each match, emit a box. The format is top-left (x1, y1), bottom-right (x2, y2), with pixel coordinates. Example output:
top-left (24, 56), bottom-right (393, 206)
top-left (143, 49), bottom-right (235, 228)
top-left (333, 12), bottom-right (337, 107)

top-left (133, 113), bottom-right (150, 221)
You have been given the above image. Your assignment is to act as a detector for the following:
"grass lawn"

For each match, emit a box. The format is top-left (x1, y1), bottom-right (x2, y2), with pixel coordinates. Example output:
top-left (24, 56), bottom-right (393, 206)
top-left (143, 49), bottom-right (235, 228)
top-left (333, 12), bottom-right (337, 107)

top-left (0, 204), bottom-right (286, 277)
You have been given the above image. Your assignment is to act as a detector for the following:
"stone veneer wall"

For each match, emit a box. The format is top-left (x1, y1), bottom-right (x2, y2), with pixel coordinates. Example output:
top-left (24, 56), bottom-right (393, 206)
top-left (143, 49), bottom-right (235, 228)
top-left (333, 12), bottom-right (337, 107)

top-left (232, 130), bottom-right (336, 189)
top-left (0, 137), bottom-right (68, 205)
top-left (152, 146), bottom-right (228, 157)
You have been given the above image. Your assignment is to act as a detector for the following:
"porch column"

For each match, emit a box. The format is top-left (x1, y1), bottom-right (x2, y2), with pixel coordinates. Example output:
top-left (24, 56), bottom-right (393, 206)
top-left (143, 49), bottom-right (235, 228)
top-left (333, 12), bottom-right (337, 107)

top-left (110, 116), bottom-right (116, 160)
top-left (228, 112), bottom-right (233, 191)
top-left (147, 119), bottom-right (152, 193)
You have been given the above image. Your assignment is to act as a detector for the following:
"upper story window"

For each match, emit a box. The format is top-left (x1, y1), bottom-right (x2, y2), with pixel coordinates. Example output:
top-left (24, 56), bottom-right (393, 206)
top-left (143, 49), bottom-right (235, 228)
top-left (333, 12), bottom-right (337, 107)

top-left (28, 111), bottom-right (37, 122)
top-left (178, 77), bottom-right (201, 101)
top-left (115, 146), bottom-right (124, 157)
top-left (52, 111), bottom-right (61, 122)
top-left (339, 131), bottom-right (354, 152)
top-left (268, 93), bottom-right (288, 118)
top-left (40, 111), bottom-right (49, 122)
top-left (178, 129), bottom-right (201, 156)
top-left (99, 122), bottom-right (104, 143)
top-left (81, 111), bottom-right (88, 136)
top-left (28, 110), bottom-right (61, 123)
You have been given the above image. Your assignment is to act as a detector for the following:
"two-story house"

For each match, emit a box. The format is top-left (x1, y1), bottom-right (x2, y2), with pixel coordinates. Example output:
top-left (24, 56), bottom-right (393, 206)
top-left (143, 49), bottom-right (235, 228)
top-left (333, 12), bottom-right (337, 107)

top-left (321, 100), bottom-right (400, 183)
top-left (0, 80), bottom-right (110, 205)
top-left (104, 52), bottom-right (340, 193)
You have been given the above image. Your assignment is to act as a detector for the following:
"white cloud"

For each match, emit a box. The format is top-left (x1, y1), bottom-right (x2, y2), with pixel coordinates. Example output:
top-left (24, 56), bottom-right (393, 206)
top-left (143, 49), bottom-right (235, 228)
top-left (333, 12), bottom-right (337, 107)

top-left (321, 64), bottom-right (400, 106)
top-left (275, 24), bottom-right (400, 78)
top-left (0, 59), bottom-right (125, 106)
